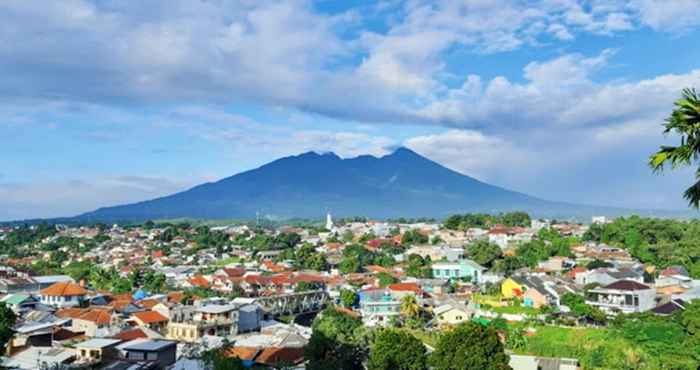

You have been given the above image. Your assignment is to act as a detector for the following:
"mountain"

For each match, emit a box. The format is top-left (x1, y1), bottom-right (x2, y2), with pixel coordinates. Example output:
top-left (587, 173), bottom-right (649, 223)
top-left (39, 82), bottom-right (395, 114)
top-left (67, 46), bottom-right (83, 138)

top-left (72, 147), bottom-right (649, 222)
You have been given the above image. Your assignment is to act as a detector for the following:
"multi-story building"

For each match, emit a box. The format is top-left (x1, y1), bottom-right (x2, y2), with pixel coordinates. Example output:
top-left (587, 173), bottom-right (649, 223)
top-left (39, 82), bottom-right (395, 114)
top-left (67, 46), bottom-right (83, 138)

top-left (431, 259), bottom-right (485, 283)
top-left (166, 304), bottom-right (238, 342)
top-left (586, 280), bottom-right (656, 314)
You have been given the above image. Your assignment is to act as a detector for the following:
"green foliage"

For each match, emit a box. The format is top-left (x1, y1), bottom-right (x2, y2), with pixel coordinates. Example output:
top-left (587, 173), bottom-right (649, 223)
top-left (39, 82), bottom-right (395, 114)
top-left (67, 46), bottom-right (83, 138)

top-left (339, 289), bottom-right (358, 308)
top-left (376, 272), bottom-right (398, 287)
top-left (295, 243), bottom-right (328, 271)
top-left (305, 308), bottom-right (368, 370)
top-left (0, 302), bottom-right (17, 350)
top-left (430, 322), bottom-right (510, 370)
top-left (468, 240), bottom-right (502, 267)
top-left (368, 329), bottom-right (428, 370)
top-left (201, 345), bottom-right (246, 370)
top-left (405, 254), bottom-right (432, 278)
top-left (583, 216), bottom-right (700, 278)
top-left (401, 230), bottom-right (429, 245)
top-left (649, 88), bottom-right (700, 207)
top-left (444, 212), bottom-right (530, 230)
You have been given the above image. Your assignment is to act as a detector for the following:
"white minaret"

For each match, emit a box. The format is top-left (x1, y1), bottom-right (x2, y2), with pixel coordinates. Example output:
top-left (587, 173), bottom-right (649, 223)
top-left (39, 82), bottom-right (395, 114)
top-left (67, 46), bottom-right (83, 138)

top-left (325, 212), bottom-right (334, 230)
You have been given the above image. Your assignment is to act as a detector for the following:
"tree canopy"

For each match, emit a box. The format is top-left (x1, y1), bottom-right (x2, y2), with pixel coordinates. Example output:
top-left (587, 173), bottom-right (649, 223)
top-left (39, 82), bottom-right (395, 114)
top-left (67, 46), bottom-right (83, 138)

top-left (367, 329), bottom-right (428, 370)
top-left (430, 322), bottom-right (511, 370)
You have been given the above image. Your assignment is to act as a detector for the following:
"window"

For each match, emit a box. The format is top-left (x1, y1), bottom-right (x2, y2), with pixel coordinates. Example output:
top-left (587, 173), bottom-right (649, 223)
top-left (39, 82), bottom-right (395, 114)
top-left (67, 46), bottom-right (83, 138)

top-left (147, 352), bottom-right (158, 361)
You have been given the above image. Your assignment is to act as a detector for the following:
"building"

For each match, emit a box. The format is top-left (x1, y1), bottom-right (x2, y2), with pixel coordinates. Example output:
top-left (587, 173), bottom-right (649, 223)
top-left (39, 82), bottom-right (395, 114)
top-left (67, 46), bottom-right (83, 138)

top-left (166, 304), bottom-right (238, 342)
top-left (586, 280), bottom-right (656, 314)
top-left (39, 281), bottom-right (87, 308)
top-left (358, 289), bottom-right (401, 326)
top-left (118, 339), bottom-right (177, 369)
top-left (434, 302), bottom-right (473, 326)
top-left (75, 338), bottom-right (121, 365)
top-left (131, 310), bottom-right (169, 333)
top-left (432, 259), bottom-right (485, 282)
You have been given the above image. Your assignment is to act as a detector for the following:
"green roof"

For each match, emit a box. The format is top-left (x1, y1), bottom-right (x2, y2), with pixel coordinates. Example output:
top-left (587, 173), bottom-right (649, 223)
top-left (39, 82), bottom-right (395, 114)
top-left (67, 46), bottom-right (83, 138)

top-left (2, 294), bottom-right (30, 305)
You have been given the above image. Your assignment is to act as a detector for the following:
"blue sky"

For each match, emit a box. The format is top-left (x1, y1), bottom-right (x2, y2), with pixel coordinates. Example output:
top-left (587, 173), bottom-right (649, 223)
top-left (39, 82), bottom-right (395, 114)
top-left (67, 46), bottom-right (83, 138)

top-left (1, 0), bottom-right (700, 220)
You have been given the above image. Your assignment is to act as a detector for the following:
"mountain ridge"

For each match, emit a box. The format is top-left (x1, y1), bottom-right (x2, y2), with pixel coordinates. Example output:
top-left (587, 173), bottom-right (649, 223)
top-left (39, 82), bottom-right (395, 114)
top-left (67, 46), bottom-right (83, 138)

top-left (11, 147), bottom-right (694, 224)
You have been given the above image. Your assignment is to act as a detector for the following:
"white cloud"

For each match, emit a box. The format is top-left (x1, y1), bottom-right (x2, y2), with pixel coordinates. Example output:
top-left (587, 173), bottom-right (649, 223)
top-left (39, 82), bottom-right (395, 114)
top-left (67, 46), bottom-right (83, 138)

top-left (631, 0), bottom-right (700, 32)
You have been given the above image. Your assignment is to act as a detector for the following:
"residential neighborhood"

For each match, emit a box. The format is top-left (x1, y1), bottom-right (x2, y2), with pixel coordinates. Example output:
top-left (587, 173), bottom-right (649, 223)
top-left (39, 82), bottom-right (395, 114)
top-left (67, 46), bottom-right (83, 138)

top-left (0, 212), bottom-right (697, 369)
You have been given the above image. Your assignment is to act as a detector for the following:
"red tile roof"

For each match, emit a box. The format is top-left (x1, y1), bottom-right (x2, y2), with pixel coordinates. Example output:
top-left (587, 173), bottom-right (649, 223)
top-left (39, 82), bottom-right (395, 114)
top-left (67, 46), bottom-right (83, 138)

top-left (256, 347), bottom-right (305, 366)
top-left (388, 282), bottom-right (421, 294)
top-left (188, 275), bottom-right (210, 288)
top-left (40, 282), bottom-right (87, 297)
top-left (113, 328), bottom-right (148, 341)
top-left (225, 346), bottom-right (259, 361)
top-left (132, 310), bottom-right (168, 324)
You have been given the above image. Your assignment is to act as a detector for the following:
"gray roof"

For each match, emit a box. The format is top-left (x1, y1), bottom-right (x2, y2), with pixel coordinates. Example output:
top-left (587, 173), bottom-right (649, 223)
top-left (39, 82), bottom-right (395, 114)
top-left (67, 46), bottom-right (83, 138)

top-left (77, 338), bottom-right (122, 349)
top-left (122, 340), bottom-right (176, 352)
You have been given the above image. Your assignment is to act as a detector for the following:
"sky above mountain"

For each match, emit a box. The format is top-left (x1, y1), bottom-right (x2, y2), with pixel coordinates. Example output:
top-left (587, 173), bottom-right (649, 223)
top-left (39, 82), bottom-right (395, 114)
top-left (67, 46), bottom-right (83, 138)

top-left (2, 0), bottom-right (700, 220)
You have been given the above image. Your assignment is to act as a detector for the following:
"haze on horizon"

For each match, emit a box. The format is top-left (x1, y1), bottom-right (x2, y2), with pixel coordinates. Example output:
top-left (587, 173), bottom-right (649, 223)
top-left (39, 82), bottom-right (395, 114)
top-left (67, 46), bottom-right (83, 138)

top-left (2, 0), bottom-right (700, 221)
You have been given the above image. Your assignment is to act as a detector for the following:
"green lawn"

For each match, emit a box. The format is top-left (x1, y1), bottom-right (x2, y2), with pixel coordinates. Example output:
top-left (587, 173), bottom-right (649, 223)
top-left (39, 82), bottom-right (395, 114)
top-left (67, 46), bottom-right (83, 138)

top-left (212, 256), bottom-right (242, 266)
top-left (512, 325), bottom-right (697, 370)
top-left (489, 305), bottom-right (540, 315)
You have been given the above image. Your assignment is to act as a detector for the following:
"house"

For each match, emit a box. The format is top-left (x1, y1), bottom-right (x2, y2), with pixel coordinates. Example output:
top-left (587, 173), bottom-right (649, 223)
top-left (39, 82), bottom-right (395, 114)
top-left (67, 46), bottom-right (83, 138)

top-left (131, 310), bottom-right (169, 332)
top-left (75, 338), bottom-right (121, 365)
top-left (39, 281), bottom-right (87, 308)
top-left (0, 294), bottom-right (40, 313)
top-left (586, 280), bottom-right (656, 314)
top-left (509, 354), bottom-right (579, 370)
top-left (358, 289), bottom-right (401, 326)
top-left (501, 278), bottom-right (525, 298)
top-left (1, 346), bottom-right (76, 369)
top-left (432, 259), bottom-right (485, 283)
top-left (652, 298), bottom-right (687, 316)
top-left (118, 339), bottom-right (177, 369)
top-left (57, 308), bottom-right (115, 337)
top-left (166, 304), bottom-right (238, 342)
top-left (434, 301), bottom-right (473, 326)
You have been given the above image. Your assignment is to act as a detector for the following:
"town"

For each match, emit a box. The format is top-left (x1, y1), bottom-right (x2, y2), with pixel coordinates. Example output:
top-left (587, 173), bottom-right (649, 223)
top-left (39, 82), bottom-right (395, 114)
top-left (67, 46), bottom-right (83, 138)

top-left (0, 212), bottom-right (697, 369)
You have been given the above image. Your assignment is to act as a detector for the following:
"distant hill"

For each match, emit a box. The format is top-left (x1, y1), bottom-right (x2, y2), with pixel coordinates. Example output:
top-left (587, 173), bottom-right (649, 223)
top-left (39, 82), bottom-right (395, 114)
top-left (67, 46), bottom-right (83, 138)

top-left (60, 147), bottom-right (679, 223)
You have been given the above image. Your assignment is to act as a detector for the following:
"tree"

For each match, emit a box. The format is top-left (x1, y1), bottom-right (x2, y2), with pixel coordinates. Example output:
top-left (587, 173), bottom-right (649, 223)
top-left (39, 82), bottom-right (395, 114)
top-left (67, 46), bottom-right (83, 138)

top-left (201, 345), bottom-right (246, 370)
top-left (430, 322), bottom-right (511, 370)
top-left (681, 299), bottom-right (700, 344)
top-left (368, 329), bottom-right (428, 370)
top-left (376, 272), bottom-right (398, 287)
top-left (406, 254), bottom-right (432, 278)
top-left (339, 289), bottom-right (358, 308)
top-left (402, 230), bottom-right (429, 245)
top-left (468, 241), bottom-right (502, 267)
top-left (305, 308), bottom-right (368, 370)
top-left (400, 295), bottom-right (421, 319)
top-left (649, 88), bottom-right (700, 207)
top-left (0, 302), bottom-right (17, 350)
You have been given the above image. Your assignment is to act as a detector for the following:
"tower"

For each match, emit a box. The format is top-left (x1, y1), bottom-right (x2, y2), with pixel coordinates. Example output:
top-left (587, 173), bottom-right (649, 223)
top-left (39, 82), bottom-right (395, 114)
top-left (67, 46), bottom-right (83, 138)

top-left (325, 212), bottom-right (334, 231)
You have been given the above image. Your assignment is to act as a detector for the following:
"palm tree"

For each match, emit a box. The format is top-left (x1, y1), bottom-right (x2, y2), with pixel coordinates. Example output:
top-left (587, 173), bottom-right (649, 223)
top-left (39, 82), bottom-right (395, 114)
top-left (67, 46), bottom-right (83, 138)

top-left (400, 295), bottom-right (421, 319)
top-left (650, 88), bottom-right (700, 207)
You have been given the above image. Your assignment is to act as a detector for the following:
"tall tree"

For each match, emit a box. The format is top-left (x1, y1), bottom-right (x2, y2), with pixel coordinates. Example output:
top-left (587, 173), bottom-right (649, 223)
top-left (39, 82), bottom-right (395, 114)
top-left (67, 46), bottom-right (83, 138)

top-left (430, 322), bottom-right (511, 370)
top-left (400, 295), bottom-right (421, 319)
top-left (650, 88), bottom-right (700, 207)
top-left (367, 329), bottom-right (428, 370)
top-left (0, 303), bottom-right (17, 351)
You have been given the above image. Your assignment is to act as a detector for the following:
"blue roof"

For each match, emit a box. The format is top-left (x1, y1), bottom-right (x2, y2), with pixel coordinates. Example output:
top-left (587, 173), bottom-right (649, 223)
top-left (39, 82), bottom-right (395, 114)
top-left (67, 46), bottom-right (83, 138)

top-left (132, 289), bottom-right (148, 300)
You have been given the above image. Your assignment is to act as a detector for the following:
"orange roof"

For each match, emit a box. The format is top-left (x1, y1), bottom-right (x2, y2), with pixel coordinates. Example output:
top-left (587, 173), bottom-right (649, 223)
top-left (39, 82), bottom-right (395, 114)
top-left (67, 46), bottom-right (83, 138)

top-left (40, 282), bottom-right (87, 297)
top-left (388, 282), bottom-right (421, 293)
top-left (335, 306), bottom-right (360, 318)
top-left (114, 328), bottom-right (148, 341)
top-left (138, 299), bottom-right (160, 309)
top-left (256, 347), bottom-right (305, 366)
top-left (224, 346), bottom-right (259, 361)
top-left (167, 291), bottom-right (185, 304)
top-left (132, 310), bottom-right (168, 324)
top-left (188, 275), bottom-right (210, 288)
top-left (57, 308), bottom-right (112, 325)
